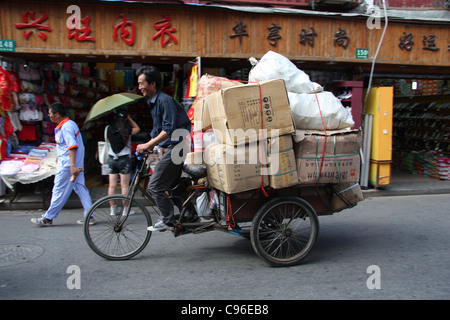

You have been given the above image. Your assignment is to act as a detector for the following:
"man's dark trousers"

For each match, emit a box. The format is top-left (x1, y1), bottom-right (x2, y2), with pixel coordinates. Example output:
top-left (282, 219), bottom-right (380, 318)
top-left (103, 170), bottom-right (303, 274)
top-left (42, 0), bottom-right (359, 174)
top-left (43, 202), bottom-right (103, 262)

top-left (147, 145), bottom-right (195, 225)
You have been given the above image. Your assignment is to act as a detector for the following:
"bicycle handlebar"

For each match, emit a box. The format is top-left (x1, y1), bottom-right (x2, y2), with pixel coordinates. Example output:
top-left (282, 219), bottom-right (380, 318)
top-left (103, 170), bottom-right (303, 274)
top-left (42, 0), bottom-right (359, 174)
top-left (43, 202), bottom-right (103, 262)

top-left (135, 144), bottom-right (163, 160)
top-left (135, 150), bottom-right (154, 161)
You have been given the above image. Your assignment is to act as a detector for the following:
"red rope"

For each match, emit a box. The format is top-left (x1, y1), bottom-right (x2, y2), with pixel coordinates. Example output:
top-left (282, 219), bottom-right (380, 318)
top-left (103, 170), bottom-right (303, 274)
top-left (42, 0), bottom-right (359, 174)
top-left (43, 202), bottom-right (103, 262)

top-left (226, 193), bottom-right (236, 230)
top-left (256, 81), bottom-right (269, 197)
top-left (234, 80), bottom-right (269, 197)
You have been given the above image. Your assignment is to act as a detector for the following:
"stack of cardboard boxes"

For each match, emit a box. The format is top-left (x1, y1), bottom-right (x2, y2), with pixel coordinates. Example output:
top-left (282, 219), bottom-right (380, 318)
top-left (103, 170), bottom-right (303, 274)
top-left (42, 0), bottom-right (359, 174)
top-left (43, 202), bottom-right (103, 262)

top-left (189, 78), bottom-right (298, 194)
top-left (187, 75), bottom-right (363, 210)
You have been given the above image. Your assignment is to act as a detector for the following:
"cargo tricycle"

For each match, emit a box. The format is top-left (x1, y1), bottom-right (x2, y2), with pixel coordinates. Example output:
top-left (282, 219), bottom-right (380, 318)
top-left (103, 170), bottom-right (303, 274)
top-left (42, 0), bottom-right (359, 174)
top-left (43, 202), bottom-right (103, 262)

top-left (84, 151), bottom-right (358, 267)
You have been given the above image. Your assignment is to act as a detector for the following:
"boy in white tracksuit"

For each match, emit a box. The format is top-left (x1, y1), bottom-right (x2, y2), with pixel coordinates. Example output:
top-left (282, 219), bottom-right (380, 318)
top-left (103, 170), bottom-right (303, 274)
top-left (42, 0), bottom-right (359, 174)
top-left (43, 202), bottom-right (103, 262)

top-left (31, 102), bottom-right (92, 226)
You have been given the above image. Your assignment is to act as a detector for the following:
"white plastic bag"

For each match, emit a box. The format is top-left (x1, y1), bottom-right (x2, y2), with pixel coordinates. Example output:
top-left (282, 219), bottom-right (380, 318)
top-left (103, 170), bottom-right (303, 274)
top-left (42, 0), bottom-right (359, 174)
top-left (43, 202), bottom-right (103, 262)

top-left (249, 51), bottom-right (323, 94)
top-left (196, 192), bottom-right (210, 217)
top-left (288, 91), bottom-right (354, 130)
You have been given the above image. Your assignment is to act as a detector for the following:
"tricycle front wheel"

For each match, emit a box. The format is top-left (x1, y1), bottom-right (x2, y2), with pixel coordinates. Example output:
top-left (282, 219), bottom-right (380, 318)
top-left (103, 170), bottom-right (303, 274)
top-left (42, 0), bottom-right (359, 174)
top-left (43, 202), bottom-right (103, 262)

top-left (250, 196), bottom-right (319, 267)
top-left (84, 195), bottom-right (153, 260)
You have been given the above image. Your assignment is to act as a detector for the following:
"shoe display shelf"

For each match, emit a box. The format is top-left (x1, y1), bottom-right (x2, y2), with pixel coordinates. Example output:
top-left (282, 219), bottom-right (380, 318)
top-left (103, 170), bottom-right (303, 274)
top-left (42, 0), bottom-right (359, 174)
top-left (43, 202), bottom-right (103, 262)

top-left (392, 94), bottom-right (450, 180)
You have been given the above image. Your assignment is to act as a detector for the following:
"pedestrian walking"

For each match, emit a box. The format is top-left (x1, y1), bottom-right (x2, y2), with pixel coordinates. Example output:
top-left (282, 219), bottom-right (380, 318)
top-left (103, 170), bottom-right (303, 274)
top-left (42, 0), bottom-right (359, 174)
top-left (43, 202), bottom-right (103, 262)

top-left (106, 107), bottom-right (140, 215)
top-left (31, 102), bottom-right (93, 226)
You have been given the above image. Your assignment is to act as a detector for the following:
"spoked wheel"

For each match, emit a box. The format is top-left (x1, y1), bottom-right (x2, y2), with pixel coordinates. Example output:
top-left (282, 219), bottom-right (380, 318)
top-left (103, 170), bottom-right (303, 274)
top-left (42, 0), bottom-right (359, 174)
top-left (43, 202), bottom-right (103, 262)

top-left (84, 195), bottom-right (154, 260)
top-left (250, 196), bottom-right (319, 267)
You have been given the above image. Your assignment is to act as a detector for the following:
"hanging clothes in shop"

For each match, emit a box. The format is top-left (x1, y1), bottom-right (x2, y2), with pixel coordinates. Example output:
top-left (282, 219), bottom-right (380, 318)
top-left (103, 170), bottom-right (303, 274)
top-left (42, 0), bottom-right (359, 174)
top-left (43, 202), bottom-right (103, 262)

top-left (0, 65), bottom-right (20, 112)
top-left (184, 63), bottom-right (199, 99)
top-left (0, 64), bottom-right (20, 160)
top-left (188, 63), bottom-right (199, 98)
top-left (0, 115), bottom-right (14, 160)
top-left (184, 74), bottom-right (190, 99)
top-left (17, 124), bottom-right (40, 142)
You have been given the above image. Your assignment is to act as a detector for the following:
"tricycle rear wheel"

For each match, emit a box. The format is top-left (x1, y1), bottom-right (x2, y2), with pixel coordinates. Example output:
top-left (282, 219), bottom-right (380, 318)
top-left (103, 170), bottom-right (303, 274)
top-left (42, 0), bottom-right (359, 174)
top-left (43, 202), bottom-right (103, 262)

top-left (250, 196), bottom-right (319, 267)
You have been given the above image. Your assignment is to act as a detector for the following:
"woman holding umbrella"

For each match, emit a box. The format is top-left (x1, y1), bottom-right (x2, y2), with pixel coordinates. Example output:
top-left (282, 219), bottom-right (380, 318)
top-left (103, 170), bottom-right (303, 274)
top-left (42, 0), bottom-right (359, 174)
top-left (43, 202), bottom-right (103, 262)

top-left (106, 107), bottom-right (140, 215)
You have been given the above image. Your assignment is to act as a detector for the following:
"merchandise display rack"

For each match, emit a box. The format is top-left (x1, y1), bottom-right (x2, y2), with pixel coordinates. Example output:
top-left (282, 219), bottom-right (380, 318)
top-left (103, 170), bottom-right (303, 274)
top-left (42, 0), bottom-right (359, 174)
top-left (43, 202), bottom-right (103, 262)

top-left (393, 94), bottom-right (450, 180)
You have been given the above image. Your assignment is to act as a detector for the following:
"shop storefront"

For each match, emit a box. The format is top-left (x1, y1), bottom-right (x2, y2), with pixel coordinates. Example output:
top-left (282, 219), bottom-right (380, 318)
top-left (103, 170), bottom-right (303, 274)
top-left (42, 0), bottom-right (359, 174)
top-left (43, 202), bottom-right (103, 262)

top-left (0, 0), bottom-right (449, 203)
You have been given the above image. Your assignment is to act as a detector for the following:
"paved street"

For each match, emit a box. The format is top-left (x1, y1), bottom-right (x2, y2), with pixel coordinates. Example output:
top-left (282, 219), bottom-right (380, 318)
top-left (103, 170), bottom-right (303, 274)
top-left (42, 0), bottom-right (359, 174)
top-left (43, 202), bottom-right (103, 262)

top-left (1, 194), bottom-right (449, 303)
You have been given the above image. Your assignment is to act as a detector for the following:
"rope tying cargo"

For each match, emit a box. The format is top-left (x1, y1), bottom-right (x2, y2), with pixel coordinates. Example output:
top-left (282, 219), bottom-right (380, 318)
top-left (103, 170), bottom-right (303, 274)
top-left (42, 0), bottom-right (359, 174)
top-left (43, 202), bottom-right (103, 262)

top-left (256, 81), bottom-right (269, 197)
top-left (238, 80), bottom-right (269, 198)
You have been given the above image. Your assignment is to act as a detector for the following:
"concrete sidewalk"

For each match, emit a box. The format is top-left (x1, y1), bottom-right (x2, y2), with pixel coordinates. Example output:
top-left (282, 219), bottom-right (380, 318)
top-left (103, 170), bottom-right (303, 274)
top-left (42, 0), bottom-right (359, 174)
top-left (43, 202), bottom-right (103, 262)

top-left (361, 179), bottom-right (450, 197)
top-left (1, 178), bottom-right (449, 211)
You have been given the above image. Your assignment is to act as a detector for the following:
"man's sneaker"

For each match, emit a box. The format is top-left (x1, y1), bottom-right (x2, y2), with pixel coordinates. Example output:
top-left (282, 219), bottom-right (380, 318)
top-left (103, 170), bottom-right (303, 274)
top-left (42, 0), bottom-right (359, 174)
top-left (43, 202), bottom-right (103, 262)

top-left (147, 221), bottom-right (174, 232)
top-left (77, 217), bottom-right (96, 225)
top-left (31, 216), bottom-right (52, 226)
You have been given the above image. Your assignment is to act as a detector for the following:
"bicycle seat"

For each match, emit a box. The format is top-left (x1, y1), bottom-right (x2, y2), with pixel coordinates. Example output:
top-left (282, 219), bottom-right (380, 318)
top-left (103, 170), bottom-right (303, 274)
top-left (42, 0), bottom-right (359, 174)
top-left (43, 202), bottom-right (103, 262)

top-left (167, 176), bottom-right (191, 192)
top-left (183, 164), bottom-right (207, 180)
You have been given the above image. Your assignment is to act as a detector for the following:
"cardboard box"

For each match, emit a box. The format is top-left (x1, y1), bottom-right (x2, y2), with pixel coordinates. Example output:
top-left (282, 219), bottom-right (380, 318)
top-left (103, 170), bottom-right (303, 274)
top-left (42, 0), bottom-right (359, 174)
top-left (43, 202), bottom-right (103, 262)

top-left (267, 135), bottom-right (298, 189)
top-left (193, 98), bottom-right (212, 132)
top-left (193, 75), bottom-right (242, 132)
top-left (185, 151), bottom-right (204, 166)
top-left (294, 129), bottom-right (362, 184)
top-left (331, 182), bottom-right (364, 211)
top-left (192, 129), bottom-right (216, 152)
top-left (204, 142), bottom-right (269, 194)
top-left (293, 129), bottom-right (362, 156)
top-left (207, 79), bottom-right (295, 146)
top-left (196, 74), bottom-right (242, 101)
top-left (296, 154), bottom-right (360, 184)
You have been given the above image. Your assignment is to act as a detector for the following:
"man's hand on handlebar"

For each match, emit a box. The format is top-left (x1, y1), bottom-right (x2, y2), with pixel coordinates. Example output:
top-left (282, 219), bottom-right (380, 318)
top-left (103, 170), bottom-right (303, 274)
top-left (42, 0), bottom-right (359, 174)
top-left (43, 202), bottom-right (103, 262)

top-left (136, 141), bottom-right (153, 154)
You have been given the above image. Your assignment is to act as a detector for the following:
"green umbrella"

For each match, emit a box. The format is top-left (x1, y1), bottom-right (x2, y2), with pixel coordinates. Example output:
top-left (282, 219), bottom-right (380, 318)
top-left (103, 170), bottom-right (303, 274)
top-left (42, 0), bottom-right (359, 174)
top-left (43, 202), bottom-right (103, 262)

top-left (84, 92), bottom-right (144, 123)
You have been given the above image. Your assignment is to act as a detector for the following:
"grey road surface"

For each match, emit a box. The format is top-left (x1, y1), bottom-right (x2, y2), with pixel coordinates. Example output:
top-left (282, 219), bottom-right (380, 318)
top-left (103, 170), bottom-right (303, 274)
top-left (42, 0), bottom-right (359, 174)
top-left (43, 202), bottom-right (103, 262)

top-left (0, 194), bottom-right (449, 302)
